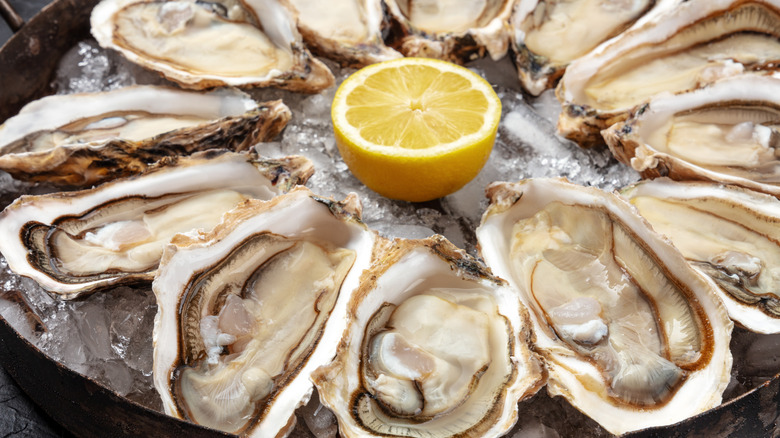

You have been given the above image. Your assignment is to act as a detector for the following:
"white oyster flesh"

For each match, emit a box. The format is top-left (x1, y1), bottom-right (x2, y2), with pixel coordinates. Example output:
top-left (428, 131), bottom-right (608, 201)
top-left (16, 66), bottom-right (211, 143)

top-left (603, 74), bottom-right (780, 195)
top-left (0, 150), bottom-right (313, 299)
top-left (287, 0), bottom-right (402, 66)
top-left (91, 0), bottom-right (334, 91)
top-left (558, 0), bottom-right (780, 146)
top-left (313, 236), bottom-right (544, 438)
top-left (511, 0), bottom-right (658, 95)
top-left (622, 179), bottom-right (780, 334)
top-left (384, 0), bottom-right (515, 62)
top-left (476, 178), bottom-right (733, 436)
top-left (401, 0), bottom-right (496, 33)
top-left (153, 187), bottom-right (377, 437)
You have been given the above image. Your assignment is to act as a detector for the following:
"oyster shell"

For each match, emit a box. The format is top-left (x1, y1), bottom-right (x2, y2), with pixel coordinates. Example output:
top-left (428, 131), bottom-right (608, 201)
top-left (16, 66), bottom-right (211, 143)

top-left (384, 0), bottom-right (515, 63)
top-left (91, 0), bottom-right (335, 92)
top-left (511, 0), bottom-right (661, 96)
top-left (287, 0), bottom-right (402, 67)
top-left (0, 150), bottom-right (312, 299)
top-left (0, 85), bottom-right (290, 187)
top-left (313, 235), bottom-right (544, 438)
top-left (622, 178), bottom-right (780, 334)
top-left (603, 74), bottom-right (780, 195)
top-left (557, 0), bottom-right (780, 147)
top-left (476, 178), bottom-right (733, 435)
top-left (152, 186), bottom-right (378, 437)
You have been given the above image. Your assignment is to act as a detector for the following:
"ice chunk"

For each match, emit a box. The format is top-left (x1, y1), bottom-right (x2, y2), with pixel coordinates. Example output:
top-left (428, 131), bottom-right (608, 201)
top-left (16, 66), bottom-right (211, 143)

top-left (299, 391), bottom-right (338, 438)
top-left (74, 299), bottom-right (114, 361)
top-left (530, 89), bottom-right (564, 126)
top-left (53, 40), bottom-right (168, 95)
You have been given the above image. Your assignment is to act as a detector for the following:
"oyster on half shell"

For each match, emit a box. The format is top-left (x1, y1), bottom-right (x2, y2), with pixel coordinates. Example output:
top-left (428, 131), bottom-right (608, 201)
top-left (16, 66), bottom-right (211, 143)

top-left (287, 0), bottom-right (402, 67)
top-left (91, 0), bottom-right (334, 92)
top-left (0, 150), bottom-right (312, 299)
top-left (313, 235), bottom-right (544, 438)
top-left (603, 74), bottom-right (780, 195)
top-left (384, 0), bottom-right (516, 63)
top-left (557, 0), bottom-right (780, 147)
top-left (511, 0), bottom-right (662, 96)
top-left (476, 178), bottom-right (733, 436)
top-left (622, 179), bottom-right (780, 334)
top-left (0, 86), bottom-right (290, 187)
top-left (152, 187), bottom-right (378, 437)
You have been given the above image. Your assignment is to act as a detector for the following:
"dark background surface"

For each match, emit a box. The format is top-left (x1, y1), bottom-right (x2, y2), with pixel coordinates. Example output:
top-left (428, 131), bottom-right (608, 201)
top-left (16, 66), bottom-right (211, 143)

top-left (2, 1), bottom-right (76, 436)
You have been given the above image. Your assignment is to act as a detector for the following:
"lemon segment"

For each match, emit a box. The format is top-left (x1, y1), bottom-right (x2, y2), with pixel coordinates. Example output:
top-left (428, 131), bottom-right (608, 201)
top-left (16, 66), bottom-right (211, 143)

top-left (332, 58), bottom-right (501, 202)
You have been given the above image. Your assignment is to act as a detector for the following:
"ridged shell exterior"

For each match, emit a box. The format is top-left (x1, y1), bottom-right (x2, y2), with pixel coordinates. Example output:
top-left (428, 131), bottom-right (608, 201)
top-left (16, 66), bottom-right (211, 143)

top-left (0, 86), bottom-right (291, 187)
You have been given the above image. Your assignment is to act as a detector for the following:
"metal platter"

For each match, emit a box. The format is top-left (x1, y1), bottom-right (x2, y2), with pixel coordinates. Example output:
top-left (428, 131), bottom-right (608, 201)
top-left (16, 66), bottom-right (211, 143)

top-left (0, 1), bottom-right (779, 437)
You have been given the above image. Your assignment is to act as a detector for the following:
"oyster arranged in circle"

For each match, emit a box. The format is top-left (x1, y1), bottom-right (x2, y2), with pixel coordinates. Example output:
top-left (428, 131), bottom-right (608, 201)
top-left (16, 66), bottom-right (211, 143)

top-left (0, 150), bottom-right (313, 299)
top-left (622, 178), bottom-right (780, 334)
top-left (511, 0), bottom-right (660, 96)
top-left (152, 187), bottom-right (378, 437)
top-left (91, 0), bottom-right (334, 92)
top-left (313, 235), bottom-right (544, 438)
top-left (384, 0), bottom-right (515, 63)
top-left (476, 178), bottom-right (733, 435)
top-left (603, 74), bottom-right (780, 195)
top-left (287, 0), bottom-right (402, 67)
top-left (0, 86), bottom-right (291, 187)
top-left (557, 0), bottom-right (780, 147)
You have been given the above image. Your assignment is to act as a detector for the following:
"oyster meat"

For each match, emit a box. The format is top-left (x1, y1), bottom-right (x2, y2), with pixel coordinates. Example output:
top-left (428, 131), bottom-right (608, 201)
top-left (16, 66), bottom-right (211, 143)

top-left (0, 85), bottom-right (291, 187)
top-left (313, 235), bottom-right (544, 438)
top-left (622, 178), bottom-right (780, 334)
top-left (287, 0), bottom-right (402, 67)
top-left (476, 178), bottom-right (733, 435)
top-left (511, 0), bottom-right (661, 95)
top-left (0, 150), bottom-right (312, 299)
top-left (603, 74), bottom-right (780, 195)
top-left (557, 0), bottom-right (780, 147)
top-left (384, 0), bottom-right (515, 63)
top-left (91, 0), bottom-right (334, 92)
top-left (152, 187), bottom-right (378, 437)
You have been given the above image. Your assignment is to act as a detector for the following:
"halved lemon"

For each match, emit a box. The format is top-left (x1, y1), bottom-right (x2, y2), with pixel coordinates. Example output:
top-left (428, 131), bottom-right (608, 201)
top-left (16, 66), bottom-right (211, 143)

top-left (331, 57), bottom-right (501, 202)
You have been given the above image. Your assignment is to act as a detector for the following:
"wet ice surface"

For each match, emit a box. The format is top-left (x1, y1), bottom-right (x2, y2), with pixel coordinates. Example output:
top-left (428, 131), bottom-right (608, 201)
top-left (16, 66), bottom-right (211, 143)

top-left (0, 39), bottom-right (777, 437)
top-left (0, 256), bottom-right (160, 411)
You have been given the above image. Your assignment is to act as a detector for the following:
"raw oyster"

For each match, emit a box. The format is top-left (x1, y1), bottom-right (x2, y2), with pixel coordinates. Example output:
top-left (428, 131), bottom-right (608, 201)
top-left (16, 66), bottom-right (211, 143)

top-left (287, 0), bottom-right (402, 67)
top-left (384, 0), bottom-right (515, 63)
top-left (557, 0), bottom-right (780, 147)
top-left (152, 186), bottom-right (378, 437)
top-left (91, 0), bottom-right (334, 92)
top-left (603, 74), bottom-right (780, 195)
top-left (313, 235), bottom-right (544, 438)
top-left (622, 178), bottom-right (780, 334)
top-left (511, 0), bottom-right (661, 96)
top-left (0, 150), bottom-right (312, 299)
top-left (0, 85), bottom-right (290, 187)
top-left (476, 178), bottom-right (733, 435)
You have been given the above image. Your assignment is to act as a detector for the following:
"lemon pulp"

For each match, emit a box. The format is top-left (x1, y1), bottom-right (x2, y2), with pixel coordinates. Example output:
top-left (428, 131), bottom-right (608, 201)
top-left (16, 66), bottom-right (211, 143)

top-left (332, 58), bottom-right (501, 202)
